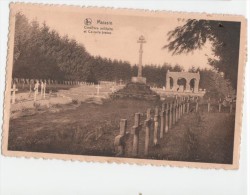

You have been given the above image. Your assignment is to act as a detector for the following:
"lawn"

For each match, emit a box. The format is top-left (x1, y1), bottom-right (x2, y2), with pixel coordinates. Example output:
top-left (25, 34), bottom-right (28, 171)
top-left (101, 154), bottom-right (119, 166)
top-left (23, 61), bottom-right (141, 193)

top-left (8, 98), bottom-right (235, 164)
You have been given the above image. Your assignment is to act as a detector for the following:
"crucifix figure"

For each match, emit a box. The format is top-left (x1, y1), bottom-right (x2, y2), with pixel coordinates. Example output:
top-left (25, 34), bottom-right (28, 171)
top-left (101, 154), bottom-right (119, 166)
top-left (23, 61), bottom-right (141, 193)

top-left (137, 35), bottom-right (146, 77)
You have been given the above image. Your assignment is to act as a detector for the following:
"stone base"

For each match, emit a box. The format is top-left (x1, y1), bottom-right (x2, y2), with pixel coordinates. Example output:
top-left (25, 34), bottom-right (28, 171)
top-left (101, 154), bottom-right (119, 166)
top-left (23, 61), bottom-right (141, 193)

top-left (131, 77), bottom-right (146, 84)
top-left (110, 82), bottom-right (160, 101)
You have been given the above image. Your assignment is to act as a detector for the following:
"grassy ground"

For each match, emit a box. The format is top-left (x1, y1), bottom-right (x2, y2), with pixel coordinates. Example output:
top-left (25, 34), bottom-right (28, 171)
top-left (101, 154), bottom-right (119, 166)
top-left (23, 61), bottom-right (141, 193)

top-left (8, 99), bottom-right (235, 164)
top-left (8, 99), bottom-right (160, 156)
top-left (146, 112), bottom-right (235, 164)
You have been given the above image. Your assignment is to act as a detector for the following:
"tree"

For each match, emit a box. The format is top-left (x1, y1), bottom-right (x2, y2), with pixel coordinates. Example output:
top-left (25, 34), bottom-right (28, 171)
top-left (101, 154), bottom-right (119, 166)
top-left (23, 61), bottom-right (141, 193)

top-left (164, 19), bottom-right (241, 89)
top-left (188, 67), bottom-right (235, 99)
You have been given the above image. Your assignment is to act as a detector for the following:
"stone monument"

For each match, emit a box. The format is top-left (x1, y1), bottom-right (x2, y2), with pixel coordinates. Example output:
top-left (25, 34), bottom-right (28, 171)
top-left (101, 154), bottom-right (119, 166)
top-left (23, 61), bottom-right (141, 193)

top-left (111, 35), bottom-right (159, 101)
top-left (131, 35), bottom-right (147, 84)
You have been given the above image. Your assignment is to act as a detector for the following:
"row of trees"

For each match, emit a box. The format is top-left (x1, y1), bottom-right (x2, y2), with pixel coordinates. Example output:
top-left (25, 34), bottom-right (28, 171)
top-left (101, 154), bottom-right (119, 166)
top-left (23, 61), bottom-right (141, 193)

top-left (13, 13), bottom-right (235, 98)
top-left (13, 13), bottom-right (186, 86)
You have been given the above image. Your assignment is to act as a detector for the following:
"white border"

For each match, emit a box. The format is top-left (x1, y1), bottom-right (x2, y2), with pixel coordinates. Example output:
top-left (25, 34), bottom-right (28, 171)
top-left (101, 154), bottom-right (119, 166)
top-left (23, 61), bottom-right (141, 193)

top-left (0, 1), bottom-right (248, 195)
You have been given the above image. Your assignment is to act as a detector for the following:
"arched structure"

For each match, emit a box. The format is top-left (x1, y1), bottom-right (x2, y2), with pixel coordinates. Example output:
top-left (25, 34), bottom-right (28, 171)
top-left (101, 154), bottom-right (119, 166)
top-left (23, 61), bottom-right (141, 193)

top-left (166, 70), bottom-right (200, 93)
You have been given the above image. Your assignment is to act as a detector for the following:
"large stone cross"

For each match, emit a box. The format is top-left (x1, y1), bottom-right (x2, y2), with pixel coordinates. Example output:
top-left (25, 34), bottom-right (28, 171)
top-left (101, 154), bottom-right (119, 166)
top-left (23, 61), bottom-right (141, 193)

top-left (137, 35), bottom-right (146, 77)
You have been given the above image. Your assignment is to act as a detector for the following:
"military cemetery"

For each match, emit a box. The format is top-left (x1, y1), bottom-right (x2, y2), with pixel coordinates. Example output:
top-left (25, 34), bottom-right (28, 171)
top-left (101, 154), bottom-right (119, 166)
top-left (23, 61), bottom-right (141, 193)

top-left (5, 10), bottom-right (241, 165)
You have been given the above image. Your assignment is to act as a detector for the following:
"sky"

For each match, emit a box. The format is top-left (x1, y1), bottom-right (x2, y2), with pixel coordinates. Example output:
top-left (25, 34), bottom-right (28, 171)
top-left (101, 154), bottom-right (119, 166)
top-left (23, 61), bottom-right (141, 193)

top-left (16, 5), bottom-right (214, 70)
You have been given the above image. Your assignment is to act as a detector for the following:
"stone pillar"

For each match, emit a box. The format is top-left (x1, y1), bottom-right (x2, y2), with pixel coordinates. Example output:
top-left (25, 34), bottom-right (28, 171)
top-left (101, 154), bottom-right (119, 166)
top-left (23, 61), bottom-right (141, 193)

top-left (172, 78), bottom-right (177, 91)
top-left (194, 79), bottom-right (199, 93)
top-left (137, 35), bottom-right (146, 78)
top-left (166, 76), bottom-right (170, 91)
top-left (186, 79), bottom-right (191, 91)
top-left (138, 44), bottom-right (143, 77)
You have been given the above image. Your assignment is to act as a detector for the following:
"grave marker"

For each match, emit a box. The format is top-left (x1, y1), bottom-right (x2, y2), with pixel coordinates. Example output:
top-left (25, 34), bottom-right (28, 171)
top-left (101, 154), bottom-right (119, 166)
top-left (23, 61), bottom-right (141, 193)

top-left (195, 97), bottom-right (199, 112)
top-left (160, 103), bottom-right (166, 139)
top-left (218, 98), bottom-right (222, 112)
top-left (173, 101), bottom-right (176, 125)
top-left (132, 113), bottom-right (142, 157)
top-left (186, 96), bottom-right (190, 113)
top-left (183, 97), bottom-right (186, 115)
top-left (230, 100), bottom-right (233, 113)
top-left (153, 107), bottom-right (159, 146)
top-left (95, 84), bottom-right (102, 96)
top-left (110, 85), bottom-right (116, 93)
top-left (207, 98), bottom-right (211, 112)
top-left (169, 102), bottom-right (172, 129)
top-left (114, 119), bottom-right (127, 156)
top-left (44, 81), bottom-right (46, 99)
top-left (34, 81), bottom-right (39, 101)
top-left (144, 108), bottom-right (151, 156)
top-left (40, 81), bottom-right (44, 97)
top-left (11, 83), bottom-right (18, 104)
top-left (165, 103), bottom-right (169, 133)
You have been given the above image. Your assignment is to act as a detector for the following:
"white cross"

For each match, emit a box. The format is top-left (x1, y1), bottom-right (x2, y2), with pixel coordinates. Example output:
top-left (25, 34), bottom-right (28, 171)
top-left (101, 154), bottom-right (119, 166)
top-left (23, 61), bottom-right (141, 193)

top-left (11, 83), bottom-right (18, 104)
top-left (34, 82), bottom-right (39, 101)
top-left (96, 84), bottom-right (102, 96)
top-left (110, 86), bottom-right (116, 93)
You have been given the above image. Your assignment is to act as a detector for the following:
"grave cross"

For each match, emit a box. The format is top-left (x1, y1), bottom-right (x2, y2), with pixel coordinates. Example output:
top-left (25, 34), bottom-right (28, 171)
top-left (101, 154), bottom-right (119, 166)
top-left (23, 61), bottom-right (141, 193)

top-left (95, 84), bottom-right (102, 96)
top-left (110, 85), bottom-right (116, 93)
top-left (160, 103), bottom-right (166, 139)
top-left (132, 113), bottom-right (142, 157)
top-left (218, 98), bottom-right (222, 112)
top-left (153, 107), bottom-right (159, 146)
top-left (34, 81), bottom-right (39, 102)
top-left (207, 97), bottom-right (211, 112)
top-left (165, 103), bottom-right (169, 133)
top-left (144, 108), bottom-right (152, 156)
top-left (114, 119), bottom-right (127, 156)
top-left (11, 83), bottom-right (18, 104)
top-left (119, 79), bottom-right (123, 85)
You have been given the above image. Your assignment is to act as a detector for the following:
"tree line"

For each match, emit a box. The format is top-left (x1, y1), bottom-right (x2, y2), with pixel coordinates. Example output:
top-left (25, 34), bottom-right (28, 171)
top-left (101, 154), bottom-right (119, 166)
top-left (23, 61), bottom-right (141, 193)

top-left (13, 13), bottom-right (182, 85)
top-left (13, 13), bottom-right (234, 98)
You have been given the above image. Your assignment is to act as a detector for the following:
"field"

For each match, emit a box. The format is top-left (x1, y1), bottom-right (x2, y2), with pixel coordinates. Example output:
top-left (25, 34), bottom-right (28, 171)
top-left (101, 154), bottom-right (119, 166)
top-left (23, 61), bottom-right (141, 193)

top-left (8, 97), bottom-right (235, 164)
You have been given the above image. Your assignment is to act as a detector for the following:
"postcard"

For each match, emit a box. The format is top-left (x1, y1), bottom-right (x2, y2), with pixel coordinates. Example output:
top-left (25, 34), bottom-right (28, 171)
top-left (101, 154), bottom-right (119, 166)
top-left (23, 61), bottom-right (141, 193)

top-left (2, 3), bottom-right (247, 169)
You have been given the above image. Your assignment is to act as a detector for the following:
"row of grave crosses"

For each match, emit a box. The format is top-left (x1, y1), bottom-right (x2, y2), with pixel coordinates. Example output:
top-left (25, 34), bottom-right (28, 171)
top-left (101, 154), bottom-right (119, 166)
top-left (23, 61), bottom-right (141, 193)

top-left (114, 98), bottom-right (192, 157)
top-left (10, 81), bottom-right (47, 104)
top-left (114, 96), bottom-right (234, 157)
top-left (33, 81), bottom-right (46, 101)
top-left (12, 78), bottom-right (96, 86)
top-left (95, 84), bottom-right (117, 96)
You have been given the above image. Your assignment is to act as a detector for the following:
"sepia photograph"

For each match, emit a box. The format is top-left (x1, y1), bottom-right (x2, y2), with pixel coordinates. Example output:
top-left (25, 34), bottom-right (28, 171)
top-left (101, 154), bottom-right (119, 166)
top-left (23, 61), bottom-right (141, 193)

top-left (2, 3), bottom-right (246, 169)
